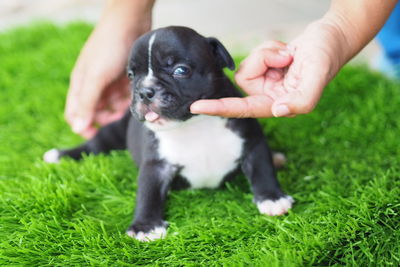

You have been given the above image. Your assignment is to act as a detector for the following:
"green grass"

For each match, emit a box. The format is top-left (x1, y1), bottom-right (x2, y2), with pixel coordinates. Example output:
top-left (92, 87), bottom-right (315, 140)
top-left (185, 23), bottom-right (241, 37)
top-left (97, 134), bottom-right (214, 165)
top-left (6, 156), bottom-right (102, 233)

top-left (0, 23), bottom-right (399, 266)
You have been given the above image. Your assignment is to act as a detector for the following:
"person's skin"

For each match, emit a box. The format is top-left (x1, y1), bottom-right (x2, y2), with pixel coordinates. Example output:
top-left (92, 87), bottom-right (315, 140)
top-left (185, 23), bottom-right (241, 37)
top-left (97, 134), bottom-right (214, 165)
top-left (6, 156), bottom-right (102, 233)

top-left (65, 0), bottom-right (397, 138)
top-left (190, 0), bottom-right (398, 118)
top-left (65, 0), bottom-right (155, 138)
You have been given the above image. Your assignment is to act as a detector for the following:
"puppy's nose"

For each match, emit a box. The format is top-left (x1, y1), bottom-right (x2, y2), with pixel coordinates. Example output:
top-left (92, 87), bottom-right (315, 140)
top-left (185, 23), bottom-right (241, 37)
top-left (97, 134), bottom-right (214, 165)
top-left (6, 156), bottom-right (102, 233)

top-left (138, 87), bottom-right (156, 101)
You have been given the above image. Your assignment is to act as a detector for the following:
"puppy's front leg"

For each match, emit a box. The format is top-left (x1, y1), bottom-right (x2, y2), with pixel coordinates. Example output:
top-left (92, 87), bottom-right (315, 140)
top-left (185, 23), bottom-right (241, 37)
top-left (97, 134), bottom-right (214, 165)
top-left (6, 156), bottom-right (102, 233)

top-left (242, 141), bottom-right (294, 216)
top-left (126, 160), bottom-right (175, 242)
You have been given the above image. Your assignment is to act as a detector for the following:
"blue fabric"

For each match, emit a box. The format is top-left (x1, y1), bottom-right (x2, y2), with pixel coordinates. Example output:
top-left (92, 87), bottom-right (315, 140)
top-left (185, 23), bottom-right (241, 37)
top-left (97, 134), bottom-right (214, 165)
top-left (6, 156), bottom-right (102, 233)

top-left (376, 1), bottom-right (400, 65)
top-left (375, 52), bottom-right (399, 78)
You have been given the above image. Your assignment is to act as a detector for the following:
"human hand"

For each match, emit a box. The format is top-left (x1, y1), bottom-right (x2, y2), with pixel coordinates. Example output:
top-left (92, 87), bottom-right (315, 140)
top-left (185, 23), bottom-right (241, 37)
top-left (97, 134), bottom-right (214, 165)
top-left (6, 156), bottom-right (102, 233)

top-left (65, 0), bottom-right (153, 139)
top-left (190, 18), bottom-right (350, 118)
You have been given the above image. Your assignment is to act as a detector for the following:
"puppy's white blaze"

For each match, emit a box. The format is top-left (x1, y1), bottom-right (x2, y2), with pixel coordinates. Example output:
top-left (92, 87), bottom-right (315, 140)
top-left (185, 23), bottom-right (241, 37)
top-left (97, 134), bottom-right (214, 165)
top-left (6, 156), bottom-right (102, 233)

top-left (43, 148), bottom-right (60, 163)
top-left (142, 33), bottom-right (157, 88)
top-left (257, 196), bottom-right (294, 216)
top-left (147, 33), bottom-right (156, 74)
top-left (127, 226), bottom-right (167, 242)
top-left (148, 115), bottom-right (244, 189)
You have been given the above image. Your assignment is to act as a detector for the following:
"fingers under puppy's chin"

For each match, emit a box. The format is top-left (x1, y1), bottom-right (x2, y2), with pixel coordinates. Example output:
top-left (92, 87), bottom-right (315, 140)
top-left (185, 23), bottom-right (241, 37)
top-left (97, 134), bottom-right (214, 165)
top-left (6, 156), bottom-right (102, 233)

top-left (189, 102), bottom-right (202, 114)
top-left (190, 100), bottom-right (217, 115)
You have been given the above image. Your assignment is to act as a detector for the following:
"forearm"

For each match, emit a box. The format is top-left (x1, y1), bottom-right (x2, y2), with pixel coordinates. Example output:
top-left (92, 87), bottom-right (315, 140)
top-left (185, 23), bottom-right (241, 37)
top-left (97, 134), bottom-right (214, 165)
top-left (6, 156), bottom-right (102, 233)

top-left (98, 0), bottom-right (156, 43)
top-left (324, 0), bottom-right (397, 64)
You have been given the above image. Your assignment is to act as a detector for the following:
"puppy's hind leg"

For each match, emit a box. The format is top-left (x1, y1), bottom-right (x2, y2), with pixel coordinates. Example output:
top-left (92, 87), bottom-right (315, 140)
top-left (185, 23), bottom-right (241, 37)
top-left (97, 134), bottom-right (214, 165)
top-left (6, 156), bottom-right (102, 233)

top-left (241, 140), bottom-right (294, 216)
top-left (44, 111), bottom-right (131, 163)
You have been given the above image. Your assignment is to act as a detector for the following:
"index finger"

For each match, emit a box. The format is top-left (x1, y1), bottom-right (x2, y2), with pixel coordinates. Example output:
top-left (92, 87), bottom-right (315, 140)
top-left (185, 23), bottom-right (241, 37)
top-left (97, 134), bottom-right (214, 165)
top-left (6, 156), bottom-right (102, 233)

top-left (235, 41), bottom-right (292, 94)
top-left (190, 95), bottom-right (274, 118)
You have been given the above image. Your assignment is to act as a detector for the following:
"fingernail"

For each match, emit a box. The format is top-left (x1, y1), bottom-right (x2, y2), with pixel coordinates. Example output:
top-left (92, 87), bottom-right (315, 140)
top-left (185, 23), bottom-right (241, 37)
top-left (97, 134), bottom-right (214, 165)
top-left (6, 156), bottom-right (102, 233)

top-left (278, 49), bottom-right (290, 57)
top-left (273, 104), bottom-right (290, 117)
top-left (190, 102), bottom-right (203, 114)
top-left (72, 118), bottom-right (87, 133)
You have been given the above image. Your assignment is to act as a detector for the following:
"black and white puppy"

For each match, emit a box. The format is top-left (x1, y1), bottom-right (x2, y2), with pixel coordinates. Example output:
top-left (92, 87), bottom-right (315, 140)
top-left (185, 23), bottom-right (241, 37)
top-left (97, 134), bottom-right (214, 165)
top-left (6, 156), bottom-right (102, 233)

top-left (44, 26), bottom-right (293, 242)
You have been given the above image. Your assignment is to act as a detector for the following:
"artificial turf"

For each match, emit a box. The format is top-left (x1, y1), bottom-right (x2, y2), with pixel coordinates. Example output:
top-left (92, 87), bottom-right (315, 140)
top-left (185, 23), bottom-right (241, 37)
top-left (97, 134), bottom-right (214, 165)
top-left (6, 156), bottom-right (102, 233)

top-left (0, 23), bottom-right (399, 266)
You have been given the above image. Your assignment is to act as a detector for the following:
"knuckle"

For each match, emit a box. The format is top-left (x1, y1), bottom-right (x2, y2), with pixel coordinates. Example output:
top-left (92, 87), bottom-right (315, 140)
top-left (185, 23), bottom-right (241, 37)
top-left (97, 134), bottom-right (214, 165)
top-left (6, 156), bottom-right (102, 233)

top-left (219, 100), bottom-right (231, 117)
top-left (234, 73), bottom-right (250, 90)
top-left (237, 111), bottom-right (249, 118)
top-left (234, 71), bottom-right (241, 80)
top-left (234, 76), bottom-right (245, 88)
top-left (238, 99), bottom-right (252, 118)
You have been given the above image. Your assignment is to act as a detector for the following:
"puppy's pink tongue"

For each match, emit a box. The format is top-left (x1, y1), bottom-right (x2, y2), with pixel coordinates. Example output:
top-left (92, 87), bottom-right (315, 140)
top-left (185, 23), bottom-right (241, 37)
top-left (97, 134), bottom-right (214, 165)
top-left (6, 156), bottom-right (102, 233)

top-left (145, 111), bottom-right (160, 122)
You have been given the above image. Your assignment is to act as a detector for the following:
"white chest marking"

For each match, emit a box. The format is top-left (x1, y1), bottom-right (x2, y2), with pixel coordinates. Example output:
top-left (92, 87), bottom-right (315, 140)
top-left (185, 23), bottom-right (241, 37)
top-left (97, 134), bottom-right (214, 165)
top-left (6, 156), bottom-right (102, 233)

top-left (146, 116), bottom-right (244, 189)
top-left (142, 33), bottom-right (157, 88)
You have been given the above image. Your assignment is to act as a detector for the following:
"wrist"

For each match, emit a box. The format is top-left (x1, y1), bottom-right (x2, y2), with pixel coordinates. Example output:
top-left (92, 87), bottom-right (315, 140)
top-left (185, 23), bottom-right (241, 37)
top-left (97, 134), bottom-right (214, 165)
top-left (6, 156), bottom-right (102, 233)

top-left (322, 0), bottom-right (397, 64)
top-left (317, 13), bottom-right (354, 66)
top-left (296, 16), bottom-right (350, 79)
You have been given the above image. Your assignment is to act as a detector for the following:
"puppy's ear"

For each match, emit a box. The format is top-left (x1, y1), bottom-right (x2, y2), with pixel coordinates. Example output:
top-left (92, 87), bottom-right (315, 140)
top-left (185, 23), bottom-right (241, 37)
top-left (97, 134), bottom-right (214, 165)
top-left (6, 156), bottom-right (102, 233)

top-left (207, 37), bottom-right (235, 70)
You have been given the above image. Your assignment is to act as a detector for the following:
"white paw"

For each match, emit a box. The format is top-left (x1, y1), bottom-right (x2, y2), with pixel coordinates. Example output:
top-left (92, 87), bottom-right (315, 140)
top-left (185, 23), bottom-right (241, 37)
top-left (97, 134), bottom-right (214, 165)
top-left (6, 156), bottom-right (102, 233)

top-left (272, 152), bottom-right (287, 168)
top-left (257, 195), bottom-right (294, 216)
top-left (127, 226), bottom-right (167, 242)
top-left (43, 149), bottom-right (60, 163)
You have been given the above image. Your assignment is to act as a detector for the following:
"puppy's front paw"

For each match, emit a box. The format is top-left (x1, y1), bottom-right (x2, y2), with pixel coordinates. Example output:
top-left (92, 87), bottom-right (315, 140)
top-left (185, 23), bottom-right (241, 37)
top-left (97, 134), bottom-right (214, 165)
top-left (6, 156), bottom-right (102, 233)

top-left (257, 195), bottom-right (294, 216)
top-left (43, 148), bottom-right (60, 163)
top-left (126, 222), bottom-right (168, 242)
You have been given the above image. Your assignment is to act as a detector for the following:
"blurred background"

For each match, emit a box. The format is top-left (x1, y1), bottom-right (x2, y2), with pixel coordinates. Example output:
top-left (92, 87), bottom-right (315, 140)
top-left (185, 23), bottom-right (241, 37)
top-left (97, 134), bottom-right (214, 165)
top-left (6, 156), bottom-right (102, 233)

top-left (0, 0), bottom-right (379, 62)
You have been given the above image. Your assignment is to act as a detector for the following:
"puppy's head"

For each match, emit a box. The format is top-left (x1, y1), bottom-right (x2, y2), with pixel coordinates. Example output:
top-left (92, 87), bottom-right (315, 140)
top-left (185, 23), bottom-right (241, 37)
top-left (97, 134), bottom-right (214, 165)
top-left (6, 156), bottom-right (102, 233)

top-left (127, 26), bottom-right (234, 125)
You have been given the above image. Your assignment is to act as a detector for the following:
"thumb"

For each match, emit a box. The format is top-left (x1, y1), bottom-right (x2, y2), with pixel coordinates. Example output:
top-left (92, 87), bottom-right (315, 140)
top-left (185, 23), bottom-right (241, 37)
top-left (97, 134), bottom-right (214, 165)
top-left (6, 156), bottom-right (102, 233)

top-left (271, 66), bottom-right (326, 117)
top-left (271, 91), bottom-right (317, 117)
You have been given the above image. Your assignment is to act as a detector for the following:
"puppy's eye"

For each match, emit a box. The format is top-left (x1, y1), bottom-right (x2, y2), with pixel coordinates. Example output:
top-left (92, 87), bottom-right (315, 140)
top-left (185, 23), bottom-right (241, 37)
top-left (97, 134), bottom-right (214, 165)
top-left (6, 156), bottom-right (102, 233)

top-left (127, 70), bottom-right (135, 80)
top-left (172, 65), bottom-right (191, 78)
